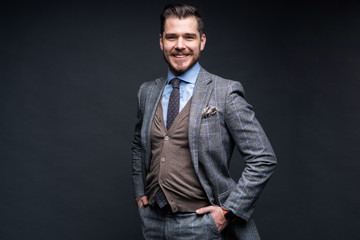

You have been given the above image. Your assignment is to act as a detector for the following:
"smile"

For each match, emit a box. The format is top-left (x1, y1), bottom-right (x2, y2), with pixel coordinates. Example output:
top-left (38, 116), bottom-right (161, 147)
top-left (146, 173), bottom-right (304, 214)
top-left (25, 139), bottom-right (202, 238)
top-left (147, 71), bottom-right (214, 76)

top-left (173, 54), bottom-right (189, 60)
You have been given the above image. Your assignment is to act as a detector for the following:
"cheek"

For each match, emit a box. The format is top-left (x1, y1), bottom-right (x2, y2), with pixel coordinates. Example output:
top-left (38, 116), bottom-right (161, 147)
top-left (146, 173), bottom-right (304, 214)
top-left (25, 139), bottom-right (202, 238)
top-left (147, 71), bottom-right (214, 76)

top-left (190, 43), bottom-right (202, 53)
top-left (163, 44), bottom-right (173, 53)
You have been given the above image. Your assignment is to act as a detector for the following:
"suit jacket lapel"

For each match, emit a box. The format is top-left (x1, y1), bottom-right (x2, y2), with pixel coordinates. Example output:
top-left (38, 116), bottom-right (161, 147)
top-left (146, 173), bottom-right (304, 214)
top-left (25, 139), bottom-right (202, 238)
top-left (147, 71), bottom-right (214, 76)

top-left (189, 67), bottom-right (213, 172)
top-left (143, 77), bottom-right (167, 171)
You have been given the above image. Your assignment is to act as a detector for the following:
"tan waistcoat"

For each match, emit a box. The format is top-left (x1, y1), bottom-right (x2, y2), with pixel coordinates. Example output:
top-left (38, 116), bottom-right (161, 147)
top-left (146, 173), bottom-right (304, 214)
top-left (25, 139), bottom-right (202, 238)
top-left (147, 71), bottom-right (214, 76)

top-left (145, 98), bottom-right (210, 213)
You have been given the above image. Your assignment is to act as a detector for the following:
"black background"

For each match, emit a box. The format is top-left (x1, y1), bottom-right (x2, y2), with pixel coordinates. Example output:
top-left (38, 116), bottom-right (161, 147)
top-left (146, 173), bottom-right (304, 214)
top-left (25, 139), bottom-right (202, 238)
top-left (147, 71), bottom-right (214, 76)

top-left (1, 0), bottom-right (359, 239)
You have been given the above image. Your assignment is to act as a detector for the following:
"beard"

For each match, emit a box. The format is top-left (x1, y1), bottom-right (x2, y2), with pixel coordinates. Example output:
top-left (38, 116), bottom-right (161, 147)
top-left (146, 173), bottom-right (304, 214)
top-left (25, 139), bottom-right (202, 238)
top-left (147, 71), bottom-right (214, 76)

top-left (162, 49), bottom-right (201, 76)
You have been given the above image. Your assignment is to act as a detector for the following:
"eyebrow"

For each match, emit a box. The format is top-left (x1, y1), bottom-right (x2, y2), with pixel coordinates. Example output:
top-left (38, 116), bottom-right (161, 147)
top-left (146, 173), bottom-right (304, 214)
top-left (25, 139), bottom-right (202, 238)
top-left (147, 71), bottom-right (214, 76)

top-left (184, 33), bottom-right (197, 37)
top-left (164, 33), bottom-right (197, 37)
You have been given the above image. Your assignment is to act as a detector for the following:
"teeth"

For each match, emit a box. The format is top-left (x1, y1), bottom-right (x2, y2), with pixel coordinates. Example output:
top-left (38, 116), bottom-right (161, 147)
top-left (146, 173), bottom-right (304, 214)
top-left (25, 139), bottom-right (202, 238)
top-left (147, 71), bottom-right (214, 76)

top-left (175, 55), bottom-right (185, 58)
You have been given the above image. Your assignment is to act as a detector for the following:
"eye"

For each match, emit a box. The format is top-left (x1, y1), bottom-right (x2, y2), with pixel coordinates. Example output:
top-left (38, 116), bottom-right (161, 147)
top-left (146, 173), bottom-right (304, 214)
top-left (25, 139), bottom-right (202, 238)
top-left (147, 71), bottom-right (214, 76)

top-left (185, 35), bottom-right (196, 40)
top-left (165, 35), bottom-right (177, 40)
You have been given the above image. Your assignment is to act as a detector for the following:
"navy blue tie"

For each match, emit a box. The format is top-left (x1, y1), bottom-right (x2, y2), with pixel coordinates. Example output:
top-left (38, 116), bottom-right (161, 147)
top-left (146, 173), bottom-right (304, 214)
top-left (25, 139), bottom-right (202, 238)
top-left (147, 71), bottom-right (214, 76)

top-left (154, 188), bottom-right (168, 208)
top-left (166, 78), bottom-right (181, 130)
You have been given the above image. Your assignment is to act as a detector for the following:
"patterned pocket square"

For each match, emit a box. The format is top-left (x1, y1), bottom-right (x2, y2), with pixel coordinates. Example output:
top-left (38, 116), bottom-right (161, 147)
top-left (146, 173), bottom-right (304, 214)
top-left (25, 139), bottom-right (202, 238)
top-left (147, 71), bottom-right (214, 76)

top-left (201, 105), bottom-right (217, 119)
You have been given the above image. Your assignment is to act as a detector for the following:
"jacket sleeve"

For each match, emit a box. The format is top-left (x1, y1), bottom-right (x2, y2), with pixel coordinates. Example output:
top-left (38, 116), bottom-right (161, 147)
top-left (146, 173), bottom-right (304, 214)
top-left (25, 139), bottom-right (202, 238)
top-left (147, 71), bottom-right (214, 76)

top-left (222, 80), bottom-right (277, 221)
top-left (131, 84), bottom-right (146, 199)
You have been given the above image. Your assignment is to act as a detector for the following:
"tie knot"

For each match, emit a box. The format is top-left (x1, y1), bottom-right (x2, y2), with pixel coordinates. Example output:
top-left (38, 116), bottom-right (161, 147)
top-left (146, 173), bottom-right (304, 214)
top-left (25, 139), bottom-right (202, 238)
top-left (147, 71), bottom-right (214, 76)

top-left (171, 78), bottom-right (181, 89)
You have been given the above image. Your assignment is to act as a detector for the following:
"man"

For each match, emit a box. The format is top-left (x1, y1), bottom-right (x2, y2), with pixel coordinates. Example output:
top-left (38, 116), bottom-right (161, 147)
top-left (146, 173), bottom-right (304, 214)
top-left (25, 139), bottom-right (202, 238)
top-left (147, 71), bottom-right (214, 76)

top-left (132, 3), bottom-right (277, 239)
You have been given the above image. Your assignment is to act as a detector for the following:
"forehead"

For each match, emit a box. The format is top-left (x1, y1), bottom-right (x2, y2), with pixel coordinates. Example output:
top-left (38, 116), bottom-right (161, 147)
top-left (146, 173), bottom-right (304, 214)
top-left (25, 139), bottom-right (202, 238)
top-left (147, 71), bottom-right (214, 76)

top-left (163, 16), bottom-right (199, 35)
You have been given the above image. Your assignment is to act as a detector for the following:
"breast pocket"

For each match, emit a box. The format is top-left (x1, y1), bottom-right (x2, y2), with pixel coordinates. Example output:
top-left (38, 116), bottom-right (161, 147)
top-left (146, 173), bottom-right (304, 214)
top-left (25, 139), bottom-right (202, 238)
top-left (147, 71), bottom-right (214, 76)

top-left (200, 112), bottom-right (223, 134)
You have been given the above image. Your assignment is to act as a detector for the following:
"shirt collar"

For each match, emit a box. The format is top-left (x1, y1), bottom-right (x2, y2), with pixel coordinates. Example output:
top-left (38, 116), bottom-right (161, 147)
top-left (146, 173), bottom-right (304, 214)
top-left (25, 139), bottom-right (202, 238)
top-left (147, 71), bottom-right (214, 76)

top-left (167, 62), bottom-right (200, 84)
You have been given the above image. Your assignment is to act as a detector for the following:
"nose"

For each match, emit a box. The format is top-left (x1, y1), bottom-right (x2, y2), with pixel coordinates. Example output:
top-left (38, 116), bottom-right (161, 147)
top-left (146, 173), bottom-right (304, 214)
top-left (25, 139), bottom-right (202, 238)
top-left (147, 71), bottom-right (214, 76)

top-left (175, 37), bottom-right (185, 50)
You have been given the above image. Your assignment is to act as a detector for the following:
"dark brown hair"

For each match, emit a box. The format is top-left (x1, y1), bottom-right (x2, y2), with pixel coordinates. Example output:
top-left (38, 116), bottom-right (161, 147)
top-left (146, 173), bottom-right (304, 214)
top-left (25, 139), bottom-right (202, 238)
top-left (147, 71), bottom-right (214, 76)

top-left (160, 3), bottom-right (204, 36)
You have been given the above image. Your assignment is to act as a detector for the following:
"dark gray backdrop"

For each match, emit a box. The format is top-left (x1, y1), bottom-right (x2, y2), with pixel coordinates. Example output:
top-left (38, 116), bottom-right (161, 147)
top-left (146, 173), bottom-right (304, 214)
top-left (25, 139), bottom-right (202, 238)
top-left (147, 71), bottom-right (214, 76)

top-left (1, 0), bottom-right (359, 239)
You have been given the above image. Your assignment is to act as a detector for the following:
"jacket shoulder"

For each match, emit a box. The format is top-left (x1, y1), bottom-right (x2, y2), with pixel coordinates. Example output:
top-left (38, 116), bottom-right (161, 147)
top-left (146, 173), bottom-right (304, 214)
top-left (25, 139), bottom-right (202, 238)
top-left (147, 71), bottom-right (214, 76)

top-left (201, 70), bottom-right (245, 95)
top-left (137, 77), bottom-right (164, 97)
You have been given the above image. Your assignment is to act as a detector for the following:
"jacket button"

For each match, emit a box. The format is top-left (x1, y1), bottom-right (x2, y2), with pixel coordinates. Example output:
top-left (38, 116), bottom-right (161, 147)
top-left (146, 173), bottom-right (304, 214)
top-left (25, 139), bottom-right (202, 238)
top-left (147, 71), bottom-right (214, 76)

top-left (164, 136), bottom-right (169, 140)
top-left (161, 158), bottom-right (165, 163)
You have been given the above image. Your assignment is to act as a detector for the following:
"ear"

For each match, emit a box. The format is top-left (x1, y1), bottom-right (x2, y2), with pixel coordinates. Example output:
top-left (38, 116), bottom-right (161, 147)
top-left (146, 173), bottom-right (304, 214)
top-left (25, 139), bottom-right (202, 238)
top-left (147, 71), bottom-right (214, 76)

top-left (159, 34), bottom-right (164, 51)
top-left (200, 34), bottom-right (206, 51)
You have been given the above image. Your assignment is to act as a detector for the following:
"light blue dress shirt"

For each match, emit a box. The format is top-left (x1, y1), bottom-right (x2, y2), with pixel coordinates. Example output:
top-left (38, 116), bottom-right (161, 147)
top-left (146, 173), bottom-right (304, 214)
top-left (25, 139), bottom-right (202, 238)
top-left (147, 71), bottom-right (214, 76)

top-left (162, 62), bottom-right (200, 126)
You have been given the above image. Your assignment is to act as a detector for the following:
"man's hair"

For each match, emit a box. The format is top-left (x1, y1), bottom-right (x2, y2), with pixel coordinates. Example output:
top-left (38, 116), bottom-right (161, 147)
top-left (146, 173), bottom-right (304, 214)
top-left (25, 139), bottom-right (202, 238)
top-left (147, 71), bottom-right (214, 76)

top-left (160, 3), bottom-right (204, 36)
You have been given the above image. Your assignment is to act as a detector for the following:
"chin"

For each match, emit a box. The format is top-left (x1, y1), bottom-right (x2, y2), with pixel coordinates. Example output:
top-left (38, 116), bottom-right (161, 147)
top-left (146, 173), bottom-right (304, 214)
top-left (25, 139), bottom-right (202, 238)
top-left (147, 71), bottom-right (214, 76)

top-left (171, 62), bottom-right (195, 75)
top-left (170, 66), bottom-right (187, 75)
top-left (171, 69), bottom-right (185, 76)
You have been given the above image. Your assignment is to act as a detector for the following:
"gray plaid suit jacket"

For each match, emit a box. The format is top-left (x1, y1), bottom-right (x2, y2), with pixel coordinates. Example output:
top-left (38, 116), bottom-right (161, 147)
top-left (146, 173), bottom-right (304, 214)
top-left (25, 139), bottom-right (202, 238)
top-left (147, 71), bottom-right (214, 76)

top-left (132, 67), bottom-right (277, 238)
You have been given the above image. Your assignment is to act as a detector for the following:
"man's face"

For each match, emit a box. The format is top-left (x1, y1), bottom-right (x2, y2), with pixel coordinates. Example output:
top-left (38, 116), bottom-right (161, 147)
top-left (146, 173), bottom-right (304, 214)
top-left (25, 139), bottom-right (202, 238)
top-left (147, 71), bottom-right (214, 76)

top-left (160, 16), bottom-right (206, 76)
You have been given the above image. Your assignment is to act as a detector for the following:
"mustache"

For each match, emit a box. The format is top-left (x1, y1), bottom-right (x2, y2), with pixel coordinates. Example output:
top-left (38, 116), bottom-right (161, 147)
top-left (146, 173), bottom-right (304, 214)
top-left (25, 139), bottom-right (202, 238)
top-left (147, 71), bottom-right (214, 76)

top-left (171, 51), bottom-right (191, 55)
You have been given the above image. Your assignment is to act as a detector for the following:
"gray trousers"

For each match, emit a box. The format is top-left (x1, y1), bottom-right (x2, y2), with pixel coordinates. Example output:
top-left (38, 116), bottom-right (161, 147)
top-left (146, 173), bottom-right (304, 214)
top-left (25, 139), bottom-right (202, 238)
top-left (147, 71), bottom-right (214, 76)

top-left (138, 205), bottom-right (260, 240)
